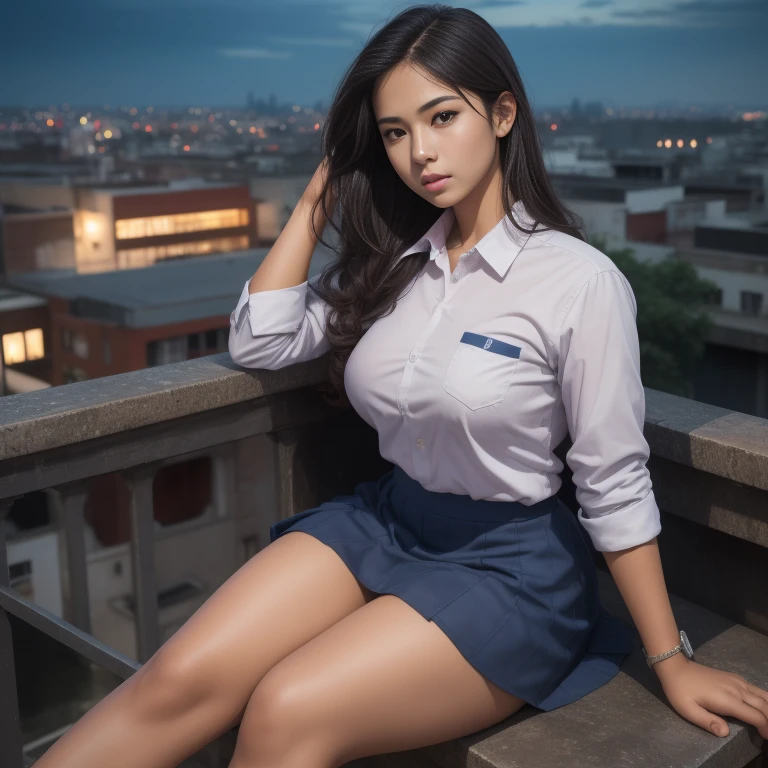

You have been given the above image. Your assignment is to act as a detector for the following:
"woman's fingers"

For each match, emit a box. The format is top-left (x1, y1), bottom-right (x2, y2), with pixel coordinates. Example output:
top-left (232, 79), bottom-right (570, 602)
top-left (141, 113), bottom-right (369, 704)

top-left (700, 691), bottom-right (768, 739)
top-left (677, 698), bottom-right (730, 737)
top-left (745, 683), bottom-right (768, 705)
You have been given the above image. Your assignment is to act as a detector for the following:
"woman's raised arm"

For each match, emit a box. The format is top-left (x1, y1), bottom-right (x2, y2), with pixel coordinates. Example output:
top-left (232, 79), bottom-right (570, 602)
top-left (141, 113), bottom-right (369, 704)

top-left (228, 159), bottom-right (338, 370)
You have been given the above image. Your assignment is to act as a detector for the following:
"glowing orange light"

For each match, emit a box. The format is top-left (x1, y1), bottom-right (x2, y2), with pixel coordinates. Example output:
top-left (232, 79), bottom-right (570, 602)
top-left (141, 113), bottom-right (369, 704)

top-left (191, 125), bottom-right (198, 132)
top-left (314, 123), bottom-right (320, 130)
top-left (170, 122), bottom-right (178, 129)
top-left (145, 125), bottom-right (152, 132)
top-left (183, 144), bottom-right (191, 151)
top-left (46, 118), bottom-right (54, 127)
top-left (132, 122), bottom-right (140, 129)
top-left (550, 123), bottom-right (557, 130)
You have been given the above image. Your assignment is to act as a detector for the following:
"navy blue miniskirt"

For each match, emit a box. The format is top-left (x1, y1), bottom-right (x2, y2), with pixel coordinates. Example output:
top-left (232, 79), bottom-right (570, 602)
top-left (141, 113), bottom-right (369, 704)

top-left (269, 464), bottom-right (635, 711)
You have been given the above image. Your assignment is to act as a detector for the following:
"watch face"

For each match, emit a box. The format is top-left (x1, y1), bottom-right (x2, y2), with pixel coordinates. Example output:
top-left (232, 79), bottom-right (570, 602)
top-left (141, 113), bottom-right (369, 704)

top-left (680, 630), bottom-right (694, 658)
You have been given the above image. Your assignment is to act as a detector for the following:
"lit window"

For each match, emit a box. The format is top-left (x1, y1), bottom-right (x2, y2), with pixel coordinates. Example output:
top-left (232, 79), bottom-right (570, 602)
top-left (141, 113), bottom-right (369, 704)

top-left (2, 328), bottom-right (45, 365)
top-left (115, 209), bottom-right (250, 240)
top-left (116, 235), bottom-right (249, 268)
top-left (2, 332), bottom-right (25, 364)
top-left (24, 329), bottom-right (44, 360)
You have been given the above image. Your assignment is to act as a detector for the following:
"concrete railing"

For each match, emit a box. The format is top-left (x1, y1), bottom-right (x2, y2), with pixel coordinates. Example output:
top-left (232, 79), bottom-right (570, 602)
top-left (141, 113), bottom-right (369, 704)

top-left (1, 352), bottom-right (766, 767)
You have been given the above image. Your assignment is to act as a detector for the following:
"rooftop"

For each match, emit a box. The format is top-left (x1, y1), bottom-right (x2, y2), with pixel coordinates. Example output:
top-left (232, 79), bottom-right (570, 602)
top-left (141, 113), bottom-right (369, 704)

top-left (7, 246), bottom-right (337, 328)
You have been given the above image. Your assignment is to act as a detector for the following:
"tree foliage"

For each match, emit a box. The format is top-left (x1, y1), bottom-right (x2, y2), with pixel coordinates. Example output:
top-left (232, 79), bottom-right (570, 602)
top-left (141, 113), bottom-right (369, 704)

top-left (589, 237), bottom-right (720, 398)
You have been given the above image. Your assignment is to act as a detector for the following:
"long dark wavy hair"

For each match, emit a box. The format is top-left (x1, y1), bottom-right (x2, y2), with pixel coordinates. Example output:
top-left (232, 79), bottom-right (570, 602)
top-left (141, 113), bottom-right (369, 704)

top-left (308, 3), bottom-right (585, 409)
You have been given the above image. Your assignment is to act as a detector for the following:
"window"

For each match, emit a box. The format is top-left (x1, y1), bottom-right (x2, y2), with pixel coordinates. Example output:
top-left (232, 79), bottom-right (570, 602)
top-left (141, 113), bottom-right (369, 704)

top-left (116, 235), bottom-right (249, 268)
top-left (103, 337), bottom-right (112, 366)
top-left (205, 329), bottom-right (218, 350)
top-left (740, 291), bottom-right (763, 316)
top-left (2, 328), bottom-right (45, 365)
top-left (72, 333), bottom-right (89, 359)
top-left (115, 209), bottom-right (250, 240)
top-left (61, 328), bottom-right (89, 358)
top-left (147, 336), bottom-right (187, 367)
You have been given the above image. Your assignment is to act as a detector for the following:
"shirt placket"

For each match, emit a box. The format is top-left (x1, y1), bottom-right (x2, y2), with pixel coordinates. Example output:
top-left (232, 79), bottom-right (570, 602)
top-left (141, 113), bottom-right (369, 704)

top-left (397, 247), bottom-right (476, 475)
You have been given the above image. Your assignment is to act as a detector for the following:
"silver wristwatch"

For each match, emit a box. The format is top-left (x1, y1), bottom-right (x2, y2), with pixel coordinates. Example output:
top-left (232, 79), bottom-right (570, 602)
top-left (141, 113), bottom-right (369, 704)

top-left (642, 630), bottom-right (694, 668)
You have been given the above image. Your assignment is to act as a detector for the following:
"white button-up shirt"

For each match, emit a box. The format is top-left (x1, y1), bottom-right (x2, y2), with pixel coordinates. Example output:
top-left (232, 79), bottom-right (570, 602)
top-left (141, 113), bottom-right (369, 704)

top-left (229, 199), bottom-right (661, 552)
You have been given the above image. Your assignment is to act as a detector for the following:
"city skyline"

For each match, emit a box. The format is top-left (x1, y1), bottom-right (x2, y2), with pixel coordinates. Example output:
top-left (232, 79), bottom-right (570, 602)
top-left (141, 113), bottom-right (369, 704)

top-left (2, 0), bottom-right (767, 109)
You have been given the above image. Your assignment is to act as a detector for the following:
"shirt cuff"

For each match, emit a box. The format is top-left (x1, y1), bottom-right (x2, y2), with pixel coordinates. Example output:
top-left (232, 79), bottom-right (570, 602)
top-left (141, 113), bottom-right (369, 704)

top-left (577, 489), bottom-right (661, 552)
top-left (232, 278), bottom-right (309, 337)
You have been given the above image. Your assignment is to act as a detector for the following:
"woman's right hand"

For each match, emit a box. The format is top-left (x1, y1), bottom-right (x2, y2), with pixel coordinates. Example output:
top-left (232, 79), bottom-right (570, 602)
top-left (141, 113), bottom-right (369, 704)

top-left (304, 157), bottom-right (335, 210)
top-left (302, 156), bottom-right (336, 234)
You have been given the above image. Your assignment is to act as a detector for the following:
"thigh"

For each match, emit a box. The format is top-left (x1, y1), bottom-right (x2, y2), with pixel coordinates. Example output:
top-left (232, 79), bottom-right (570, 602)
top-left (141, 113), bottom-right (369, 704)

top-left (234, 594), bottom-right (527, 767)
top-left (142, 530), bottom-right (377, 717)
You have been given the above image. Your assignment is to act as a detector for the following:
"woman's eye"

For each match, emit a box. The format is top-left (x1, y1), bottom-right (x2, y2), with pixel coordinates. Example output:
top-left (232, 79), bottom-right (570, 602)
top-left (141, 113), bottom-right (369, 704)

top-left (434, 110), bottom-right (457, 126)
top-left (383, 110), bottom-right (458, 141)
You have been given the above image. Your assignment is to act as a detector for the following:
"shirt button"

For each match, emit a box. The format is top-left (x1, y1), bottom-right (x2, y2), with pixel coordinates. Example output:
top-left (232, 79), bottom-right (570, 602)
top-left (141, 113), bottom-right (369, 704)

top-left (409, 352), bottom-right (418, 362)
top-left (450, 274), bottom-right (458, 283)
top-left (416, 438), bottom-right (425, 449)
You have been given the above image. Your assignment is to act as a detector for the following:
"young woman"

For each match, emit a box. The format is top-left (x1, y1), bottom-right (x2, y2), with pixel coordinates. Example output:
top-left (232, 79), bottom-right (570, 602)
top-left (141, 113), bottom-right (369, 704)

top-left (36, 5), bottom-right (768, 768)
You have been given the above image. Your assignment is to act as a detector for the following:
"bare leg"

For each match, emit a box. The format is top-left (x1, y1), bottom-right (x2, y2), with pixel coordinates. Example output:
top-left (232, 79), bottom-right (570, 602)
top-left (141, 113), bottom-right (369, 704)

top-left (32, 531), bottom-right (378, 768)
top-left (228, 594), bottom-right (527, 768)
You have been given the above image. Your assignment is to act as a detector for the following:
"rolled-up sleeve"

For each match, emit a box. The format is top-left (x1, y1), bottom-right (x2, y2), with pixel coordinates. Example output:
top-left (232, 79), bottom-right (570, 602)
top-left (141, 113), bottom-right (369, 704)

top-left (556, 268), bottom-right (661, 552)
top-left (228, 273), bottom-right (331, 369)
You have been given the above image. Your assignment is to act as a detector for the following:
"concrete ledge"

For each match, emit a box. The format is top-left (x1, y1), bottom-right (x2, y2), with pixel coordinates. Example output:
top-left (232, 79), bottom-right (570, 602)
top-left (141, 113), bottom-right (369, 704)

top-left (0, 353), bottom-right (328, 461)
top-left (1, 354), bottom-right (767, 494)
top-left (645, 389), bottom-right (768, 492)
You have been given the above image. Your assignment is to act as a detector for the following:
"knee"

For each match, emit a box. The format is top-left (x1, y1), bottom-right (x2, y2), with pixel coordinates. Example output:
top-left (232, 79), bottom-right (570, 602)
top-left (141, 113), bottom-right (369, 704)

top-left (129, 647), bottom-right (227, 720)
top-left (231, 673), bottom-right (327, 765)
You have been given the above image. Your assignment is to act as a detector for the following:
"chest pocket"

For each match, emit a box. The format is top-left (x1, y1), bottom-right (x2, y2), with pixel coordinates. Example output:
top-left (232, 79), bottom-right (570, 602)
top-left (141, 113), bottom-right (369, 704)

top-left (443, 332), bottom-right (522, 410)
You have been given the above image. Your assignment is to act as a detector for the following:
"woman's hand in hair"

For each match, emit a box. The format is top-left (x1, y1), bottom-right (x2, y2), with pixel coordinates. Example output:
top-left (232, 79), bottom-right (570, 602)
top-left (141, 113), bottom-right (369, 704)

top-left (303, 156), bottom-right (337, 224)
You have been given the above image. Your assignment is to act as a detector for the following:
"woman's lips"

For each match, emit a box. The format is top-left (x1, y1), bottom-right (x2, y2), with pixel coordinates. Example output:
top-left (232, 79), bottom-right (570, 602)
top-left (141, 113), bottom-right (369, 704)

top-left (424, 176), bottom-right (451, 191)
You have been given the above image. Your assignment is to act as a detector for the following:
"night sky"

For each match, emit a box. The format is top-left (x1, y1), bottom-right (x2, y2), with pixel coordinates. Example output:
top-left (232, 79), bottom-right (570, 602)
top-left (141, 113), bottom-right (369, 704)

top-left (3, 0), bottom-right (766, 109)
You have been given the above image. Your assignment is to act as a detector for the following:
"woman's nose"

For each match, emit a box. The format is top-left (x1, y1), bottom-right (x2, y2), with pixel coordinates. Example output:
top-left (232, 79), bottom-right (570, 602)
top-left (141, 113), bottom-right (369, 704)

top-left (411, 128), bottom-right (436, 162)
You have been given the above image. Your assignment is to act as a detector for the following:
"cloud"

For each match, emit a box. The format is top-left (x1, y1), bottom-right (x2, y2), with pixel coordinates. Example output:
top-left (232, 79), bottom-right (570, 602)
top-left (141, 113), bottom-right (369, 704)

top-left (269, 34), bottom-right (358, 47)
top-left (579, 0), bottom-right (613, 7)
top-left (218, 47), bottom-right (293, 59)
top-left (611, 0), bottom-right (768, 25)
top-left (459, 0), bottom-right (528, 6)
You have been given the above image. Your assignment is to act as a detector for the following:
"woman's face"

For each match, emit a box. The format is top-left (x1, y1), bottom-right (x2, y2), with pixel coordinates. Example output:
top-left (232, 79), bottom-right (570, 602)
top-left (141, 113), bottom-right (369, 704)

top-left (372, 62), bottom-right (515, 208)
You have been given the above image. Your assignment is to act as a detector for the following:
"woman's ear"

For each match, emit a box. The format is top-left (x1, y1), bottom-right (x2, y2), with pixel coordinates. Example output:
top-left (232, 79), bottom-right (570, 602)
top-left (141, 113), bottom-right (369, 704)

top-left (493, 92), bottom-right (516, 137)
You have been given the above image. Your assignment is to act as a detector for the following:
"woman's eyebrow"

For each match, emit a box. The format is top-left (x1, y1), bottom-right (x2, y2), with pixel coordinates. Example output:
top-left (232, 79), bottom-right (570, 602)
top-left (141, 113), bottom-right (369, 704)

top-left (376, 95), bottom-right (462, 126)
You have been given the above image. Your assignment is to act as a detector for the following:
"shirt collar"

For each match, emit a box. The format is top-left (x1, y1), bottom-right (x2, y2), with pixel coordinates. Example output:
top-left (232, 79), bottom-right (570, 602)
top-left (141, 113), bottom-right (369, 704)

top-left (396, 199), bottom-right (547, 280)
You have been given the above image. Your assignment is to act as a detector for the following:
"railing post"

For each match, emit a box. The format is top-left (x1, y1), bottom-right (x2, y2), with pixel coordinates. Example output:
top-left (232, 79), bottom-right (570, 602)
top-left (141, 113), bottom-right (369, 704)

top-left (0, 495), bottom-right (25, 768)
top-left (124, 462), bottom-right (163, 664)
top-left (56, 481), bottom-right (92, 635)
